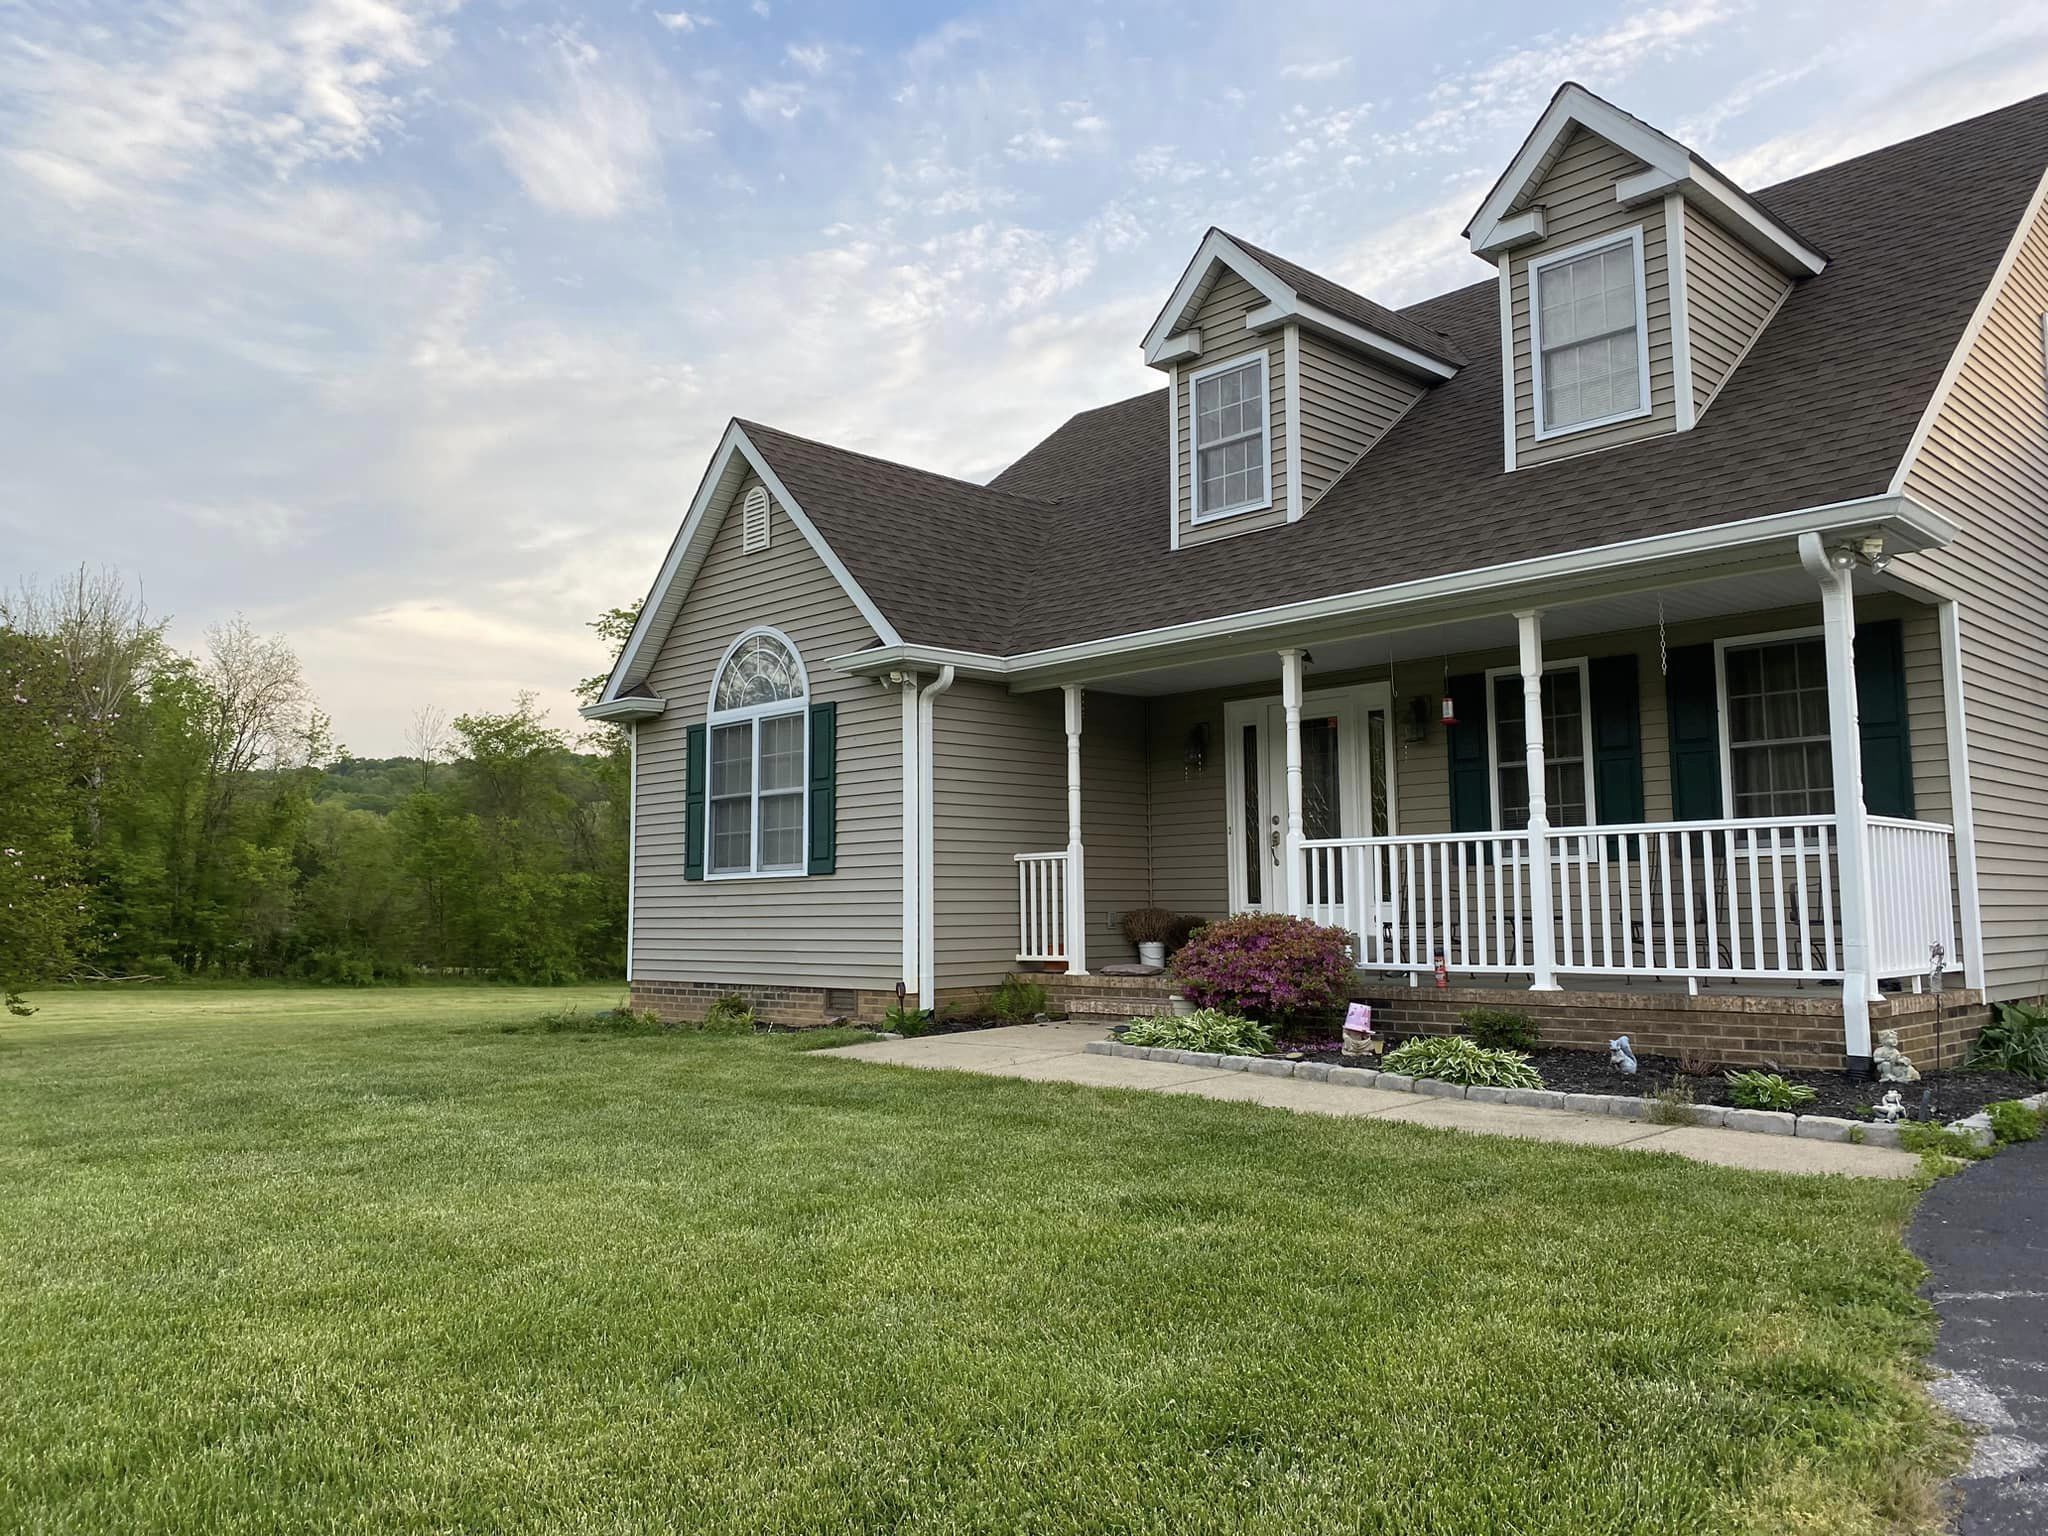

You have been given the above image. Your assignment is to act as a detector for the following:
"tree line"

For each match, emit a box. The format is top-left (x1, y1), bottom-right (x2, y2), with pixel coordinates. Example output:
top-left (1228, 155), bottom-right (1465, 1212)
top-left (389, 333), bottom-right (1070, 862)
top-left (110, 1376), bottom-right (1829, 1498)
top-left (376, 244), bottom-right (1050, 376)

top-left (1, 568), bottom-right (636, 1011)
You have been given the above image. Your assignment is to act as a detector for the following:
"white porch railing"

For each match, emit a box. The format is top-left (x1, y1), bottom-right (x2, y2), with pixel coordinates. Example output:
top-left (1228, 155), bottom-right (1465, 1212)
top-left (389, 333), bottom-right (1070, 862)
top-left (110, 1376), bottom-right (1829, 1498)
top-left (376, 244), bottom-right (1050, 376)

top-left (1869, 816), bottom-right (1959, 982)
top-left (1015, 851), bottom-right (1069, 963)
top-left (1303, 813), bottom-right (1958, 988)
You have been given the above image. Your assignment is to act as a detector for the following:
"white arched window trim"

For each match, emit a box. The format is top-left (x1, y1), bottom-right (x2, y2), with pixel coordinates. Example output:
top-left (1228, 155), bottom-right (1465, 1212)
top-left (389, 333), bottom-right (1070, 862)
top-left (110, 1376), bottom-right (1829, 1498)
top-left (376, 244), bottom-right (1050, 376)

top-left (705, 626), bottom-right (810, 879)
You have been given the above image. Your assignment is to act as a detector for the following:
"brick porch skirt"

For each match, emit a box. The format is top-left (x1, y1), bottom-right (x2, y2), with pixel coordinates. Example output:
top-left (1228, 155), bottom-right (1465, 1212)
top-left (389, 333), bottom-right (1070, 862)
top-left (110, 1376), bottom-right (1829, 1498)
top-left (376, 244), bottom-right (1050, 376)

top-left (1358, 984), bottom-right (1989, 1071)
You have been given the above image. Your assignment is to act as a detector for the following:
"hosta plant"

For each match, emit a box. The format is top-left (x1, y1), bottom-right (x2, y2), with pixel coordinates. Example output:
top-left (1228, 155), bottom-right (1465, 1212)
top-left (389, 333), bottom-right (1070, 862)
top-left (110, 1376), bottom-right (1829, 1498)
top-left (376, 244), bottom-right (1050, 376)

top-left (1969, 1002), bottom-right (2048, 1081)
top-left (1119, 1010), bottom-right (1275, 1057)
top-left (1168, 913), bottom-right (1354, 1024)
top-left (1725, 1070), bottom-right (1818, 1112)
top-left (1382, 1035), bottom-right (1543, 1090)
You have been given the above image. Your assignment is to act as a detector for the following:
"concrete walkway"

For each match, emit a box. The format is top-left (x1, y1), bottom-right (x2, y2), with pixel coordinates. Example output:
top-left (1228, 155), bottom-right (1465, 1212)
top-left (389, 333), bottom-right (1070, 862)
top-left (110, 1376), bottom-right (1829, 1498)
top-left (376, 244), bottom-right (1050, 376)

top-left (819, 1023), bottom-right (1922, 1179)
top-left (1909, 1134), bottom-right (2048, 1533)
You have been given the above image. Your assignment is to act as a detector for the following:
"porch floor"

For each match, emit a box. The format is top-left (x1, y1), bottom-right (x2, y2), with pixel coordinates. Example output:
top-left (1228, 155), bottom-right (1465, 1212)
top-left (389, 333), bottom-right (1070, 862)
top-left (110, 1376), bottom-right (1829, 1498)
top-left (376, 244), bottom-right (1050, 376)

top-left (818, 1024), bottom-right (1919, 1178)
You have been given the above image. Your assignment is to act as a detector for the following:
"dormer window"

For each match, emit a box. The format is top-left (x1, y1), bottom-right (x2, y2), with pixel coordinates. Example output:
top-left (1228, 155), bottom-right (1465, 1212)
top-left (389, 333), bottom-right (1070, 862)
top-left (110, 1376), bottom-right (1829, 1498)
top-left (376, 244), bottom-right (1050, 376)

top-left (1530, 229), bottom-right (1651, 438)
top-left (1190, 352), bottom-right (1270, 520)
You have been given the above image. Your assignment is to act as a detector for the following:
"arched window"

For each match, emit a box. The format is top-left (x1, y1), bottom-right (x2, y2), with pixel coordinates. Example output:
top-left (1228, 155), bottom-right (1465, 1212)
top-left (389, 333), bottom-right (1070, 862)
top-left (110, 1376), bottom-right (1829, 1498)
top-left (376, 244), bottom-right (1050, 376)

top-left (706, 629), bottom-right (809, 875)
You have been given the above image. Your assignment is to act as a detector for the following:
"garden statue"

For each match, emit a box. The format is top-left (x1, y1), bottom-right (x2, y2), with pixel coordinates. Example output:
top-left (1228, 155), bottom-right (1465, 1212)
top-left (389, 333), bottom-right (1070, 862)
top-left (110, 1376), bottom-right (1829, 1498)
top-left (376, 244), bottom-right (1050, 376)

top-left (1873, 1028), bottom-right (1921, 1084)
top-left (1609, 1035), bottom-right (1638, 1075)
top-left (1341, 1002), bottom-right (1377, 1059)
top-left (1875, 1089), bottom-right (1907, 1124)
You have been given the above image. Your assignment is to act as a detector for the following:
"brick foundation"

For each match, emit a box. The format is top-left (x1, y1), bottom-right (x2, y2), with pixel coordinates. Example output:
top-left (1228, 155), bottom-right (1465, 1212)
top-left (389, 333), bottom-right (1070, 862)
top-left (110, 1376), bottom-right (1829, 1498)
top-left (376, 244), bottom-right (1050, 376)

top-left (1356, 984), bottom-right (1988, 1071)
top-left (629, 980), bottom-right (996, 1029)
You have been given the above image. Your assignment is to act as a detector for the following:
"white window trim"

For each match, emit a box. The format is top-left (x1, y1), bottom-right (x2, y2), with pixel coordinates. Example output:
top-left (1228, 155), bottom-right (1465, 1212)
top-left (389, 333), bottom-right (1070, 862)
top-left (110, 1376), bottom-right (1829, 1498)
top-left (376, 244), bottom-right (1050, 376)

top-left (1187, 349), bottom-right (1273, 524)
top-left (704, 625), bottom-right (811, 881)
top-left (1528, 227), bottom-right (1654, 443)
top-left (1712, 625), bottom-right (1831, 821)
top-left (1482, 657), bottom-right (1597, 830)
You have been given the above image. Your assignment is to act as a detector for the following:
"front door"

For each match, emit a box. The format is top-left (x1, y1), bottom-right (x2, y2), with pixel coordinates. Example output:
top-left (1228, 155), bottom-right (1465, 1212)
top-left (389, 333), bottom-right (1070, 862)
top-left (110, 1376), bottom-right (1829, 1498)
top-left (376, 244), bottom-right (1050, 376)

top-left (1225, 684), bottom-right (1395, 914)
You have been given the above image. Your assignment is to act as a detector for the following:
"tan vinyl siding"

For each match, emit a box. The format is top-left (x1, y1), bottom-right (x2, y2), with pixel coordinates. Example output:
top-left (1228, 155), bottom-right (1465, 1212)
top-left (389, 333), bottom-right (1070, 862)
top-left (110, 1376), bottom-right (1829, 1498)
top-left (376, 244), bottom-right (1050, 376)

top-left (635, 478), bottom-right (901, 988)
top-left (1297, 330), bottom-right (1425, 508)
top-left (1898, 187), bottom-right (2048, 1000)
top-left (1684, 209), bottom-right (1791, 416)
top-left (1147, 692), bottom-right (1232, 917)
top-left (930, 686), bottom-right (1150, 986)
top-left (1177, 268), bottom-right (1288, 547)
top-left (1508, 128), bottom-right (1677, 466)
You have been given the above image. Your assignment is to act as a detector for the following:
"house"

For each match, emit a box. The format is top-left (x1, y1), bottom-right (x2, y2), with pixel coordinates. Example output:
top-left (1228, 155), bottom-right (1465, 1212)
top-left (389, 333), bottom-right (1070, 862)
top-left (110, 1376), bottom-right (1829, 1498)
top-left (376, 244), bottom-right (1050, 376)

top-left (585, 83), bottom-right (2048, 1072)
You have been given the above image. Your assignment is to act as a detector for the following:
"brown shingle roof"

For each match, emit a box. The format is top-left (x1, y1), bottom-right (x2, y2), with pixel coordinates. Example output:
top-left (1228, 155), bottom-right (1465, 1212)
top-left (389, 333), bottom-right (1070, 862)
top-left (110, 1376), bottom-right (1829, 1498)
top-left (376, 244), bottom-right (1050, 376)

top-left (741, 91), bottom-right (2048, 657)
top-left (1217, 231), bottom-right (1468, 367)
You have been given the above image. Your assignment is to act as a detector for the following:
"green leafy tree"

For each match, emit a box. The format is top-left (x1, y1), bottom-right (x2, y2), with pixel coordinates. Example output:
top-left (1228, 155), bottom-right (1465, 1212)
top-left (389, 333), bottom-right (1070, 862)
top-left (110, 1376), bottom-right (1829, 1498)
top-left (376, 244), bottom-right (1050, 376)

top-left (0, 630), bottom-right (87, 1011)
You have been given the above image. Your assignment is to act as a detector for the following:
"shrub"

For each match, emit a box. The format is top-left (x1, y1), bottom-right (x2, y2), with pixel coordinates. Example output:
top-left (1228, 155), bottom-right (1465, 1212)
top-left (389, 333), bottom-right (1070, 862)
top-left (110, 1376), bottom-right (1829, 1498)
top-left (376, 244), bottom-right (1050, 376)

top-left (1899, 1122), bottom-right (1993, 1162)
top-left (1119, 1009), bottom-right (1274, 1057)
top-left (700, 992), bottom-right (758, 1034)
top-left (1382, 1035), bottom-right (1542, 1090)
top-left (535, 1006), bottom-right (668, 1035)
top-left (1648, 1083), bottom-right (1697, 1126)
top-left (1168, 913), bottom-right (1354, 1024)
top-left (989, 973), bottom-right (1049, 1021)
top-left (882, 1002), bottom-right (932, 1037)
top-left (1119, 906), bottom-right (1178, 947)
top-left (1968, 1002), bottom-right (2048, 1080)
top-left (1988, 1099), bottom-right (2043, 1144)
top-left (1461, 1007), bottom-right (1539, 1052)
top-left (1725, 1070), bottom-right (1818, 1112)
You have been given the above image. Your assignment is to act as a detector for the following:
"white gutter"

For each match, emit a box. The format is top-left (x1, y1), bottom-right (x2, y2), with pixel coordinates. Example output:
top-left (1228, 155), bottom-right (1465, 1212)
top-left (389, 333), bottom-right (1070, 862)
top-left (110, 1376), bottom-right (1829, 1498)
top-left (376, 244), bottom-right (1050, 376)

top-left (916, 666), bottom-right (956, 1011)
top-left (830, 493), bottom-right (1957, 685)
top-left (581, 695), bottom-right (666, 722)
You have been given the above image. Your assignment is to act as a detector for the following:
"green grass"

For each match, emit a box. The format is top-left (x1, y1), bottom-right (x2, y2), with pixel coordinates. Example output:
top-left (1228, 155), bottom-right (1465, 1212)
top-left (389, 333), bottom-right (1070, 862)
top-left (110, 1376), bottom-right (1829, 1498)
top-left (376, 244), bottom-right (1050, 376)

top-left (0, 988), bottom-right (1961, 1534)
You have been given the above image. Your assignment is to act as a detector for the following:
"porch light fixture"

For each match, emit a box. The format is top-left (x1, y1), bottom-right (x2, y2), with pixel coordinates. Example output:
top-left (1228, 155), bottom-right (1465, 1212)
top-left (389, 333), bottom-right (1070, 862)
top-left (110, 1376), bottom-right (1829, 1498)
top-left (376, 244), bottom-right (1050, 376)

top-left (1855, 533), bottom-right (1890, 574)
top-left (1182, 722), bottom-right (1209, 776)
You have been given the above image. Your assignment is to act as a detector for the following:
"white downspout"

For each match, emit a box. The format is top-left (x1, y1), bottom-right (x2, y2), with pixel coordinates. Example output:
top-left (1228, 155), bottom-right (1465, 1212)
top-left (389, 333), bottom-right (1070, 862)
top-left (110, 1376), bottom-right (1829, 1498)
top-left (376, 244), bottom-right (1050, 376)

top-left (626, 721), bottom-right (637, 987)
top-left (1938, 600), bottom-right (1987, 994)
top-left (916, 666), bottom-right (956, 1011)
top-left (899, 677), bottom-right (921, 1000)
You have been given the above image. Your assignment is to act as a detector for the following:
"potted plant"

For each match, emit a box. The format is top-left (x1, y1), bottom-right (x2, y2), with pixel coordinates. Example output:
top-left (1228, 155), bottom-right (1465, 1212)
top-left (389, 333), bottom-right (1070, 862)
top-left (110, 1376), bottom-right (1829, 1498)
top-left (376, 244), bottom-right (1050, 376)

top-left (1120, 906), bottom-right (1178, 968)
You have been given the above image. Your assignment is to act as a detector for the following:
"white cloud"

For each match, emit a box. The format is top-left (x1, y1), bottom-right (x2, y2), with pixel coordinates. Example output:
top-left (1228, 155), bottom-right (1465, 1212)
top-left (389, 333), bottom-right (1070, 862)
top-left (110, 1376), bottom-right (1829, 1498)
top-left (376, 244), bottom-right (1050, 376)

top-left (741, 81), bottom-right (807, 124)
top-left (487, 34), bottom-right (666, 220)
top-left (0, 0), bottom-right (451, 199)
top-left (655, 10), bottom-right (714, 32)
top-left (1280, 56), bottom-right (1353, 82)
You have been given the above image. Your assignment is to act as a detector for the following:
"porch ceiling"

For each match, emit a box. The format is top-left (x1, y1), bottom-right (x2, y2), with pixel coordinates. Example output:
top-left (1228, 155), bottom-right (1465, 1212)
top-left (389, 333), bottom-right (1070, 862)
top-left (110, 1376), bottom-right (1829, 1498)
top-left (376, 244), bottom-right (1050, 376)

top-left (1058, 563), bottom-right (1901, 697)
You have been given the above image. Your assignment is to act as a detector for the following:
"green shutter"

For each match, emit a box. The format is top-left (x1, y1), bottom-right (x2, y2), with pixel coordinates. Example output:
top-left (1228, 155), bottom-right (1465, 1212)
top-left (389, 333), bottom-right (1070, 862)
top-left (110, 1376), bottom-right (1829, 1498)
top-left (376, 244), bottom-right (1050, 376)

top-left (1589, 654), bottom-right (1644, 825)
top-left (1446, 672), bottom-right (1491, 832)
top-left (807, 701), bottom-right (838, 875)
top-left (1856, 618), bottom-right (1915, 818)
top-left (1665, 643), bottom-right (1723, 821)
top-left (684, 724), bottom-right (707, 881)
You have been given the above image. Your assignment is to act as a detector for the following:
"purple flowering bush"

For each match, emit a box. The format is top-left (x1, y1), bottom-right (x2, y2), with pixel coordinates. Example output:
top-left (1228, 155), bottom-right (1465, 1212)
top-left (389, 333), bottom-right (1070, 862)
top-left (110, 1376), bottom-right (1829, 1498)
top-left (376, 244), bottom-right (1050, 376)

top-left (1168, 913), bottom-right (1355, 1024)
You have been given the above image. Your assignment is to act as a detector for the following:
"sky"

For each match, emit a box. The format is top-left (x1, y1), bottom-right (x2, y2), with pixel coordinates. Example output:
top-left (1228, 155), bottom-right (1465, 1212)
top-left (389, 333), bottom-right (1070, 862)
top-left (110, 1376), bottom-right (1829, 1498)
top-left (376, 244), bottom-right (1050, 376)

top-left (4, 0), bottom-right (2045, 755)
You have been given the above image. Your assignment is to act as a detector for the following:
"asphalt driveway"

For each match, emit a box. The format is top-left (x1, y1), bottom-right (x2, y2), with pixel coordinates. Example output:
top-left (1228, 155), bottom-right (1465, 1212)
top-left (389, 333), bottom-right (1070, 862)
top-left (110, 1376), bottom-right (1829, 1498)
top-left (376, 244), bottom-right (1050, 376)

top-left (1909, 1135), bottom-right (2048, 1535)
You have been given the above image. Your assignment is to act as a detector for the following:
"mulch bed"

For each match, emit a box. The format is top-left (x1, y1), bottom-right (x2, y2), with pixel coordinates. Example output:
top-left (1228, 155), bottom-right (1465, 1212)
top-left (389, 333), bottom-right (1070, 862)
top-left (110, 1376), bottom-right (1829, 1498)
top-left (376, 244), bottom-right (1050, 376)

top-left (1267, 1037), bottom-right (2040, 1122)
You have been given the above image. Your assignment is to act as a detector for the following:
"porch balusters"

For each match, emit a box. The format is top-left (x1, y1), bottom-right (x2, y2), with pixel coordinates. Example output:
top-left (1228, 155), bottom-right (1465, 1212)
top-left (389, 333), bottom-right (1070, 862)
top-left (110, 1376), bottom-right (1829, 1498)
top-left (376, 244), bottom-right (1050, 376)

top-left (1517, 611), bottom-right (1561, 990)
top-left (1798, 533), bottom-right (1876, 1064)
top-left (1063, 684), bottom-right (1087, 976)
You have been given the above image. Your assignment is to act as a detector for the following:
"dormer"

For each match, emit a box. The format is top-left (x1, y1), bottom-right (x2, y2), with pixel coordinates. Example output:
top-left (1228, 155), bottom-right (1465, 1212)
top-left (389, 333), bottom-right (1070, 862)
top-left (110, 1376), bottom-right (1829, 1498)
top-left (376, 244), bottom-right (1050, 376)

top-left (1466, 83), bottom-right (1826, 470)
top-left (1141, 229), bottom-right (1463, 549)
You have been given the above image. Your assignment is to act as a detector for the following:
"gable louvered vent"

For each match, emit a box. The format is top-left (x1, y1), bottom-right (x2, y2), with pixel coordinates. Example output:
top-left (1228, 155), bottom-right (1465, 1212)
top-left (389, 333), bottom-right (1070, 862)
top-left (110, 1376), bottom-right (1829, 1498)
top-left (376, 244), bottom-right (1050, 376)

top-left (741, 485), bottom-right (771, 553)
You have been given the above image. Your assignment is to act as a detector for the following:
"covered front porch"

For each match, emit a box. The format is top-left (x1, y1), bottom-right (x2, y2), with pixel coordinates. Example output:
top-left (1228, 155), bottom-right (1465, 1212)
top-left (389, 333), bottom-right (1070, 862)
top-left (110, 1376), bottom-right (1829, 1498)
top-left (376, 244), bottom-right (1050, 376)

top-left (982, 531), bottom-right (1983, 1070)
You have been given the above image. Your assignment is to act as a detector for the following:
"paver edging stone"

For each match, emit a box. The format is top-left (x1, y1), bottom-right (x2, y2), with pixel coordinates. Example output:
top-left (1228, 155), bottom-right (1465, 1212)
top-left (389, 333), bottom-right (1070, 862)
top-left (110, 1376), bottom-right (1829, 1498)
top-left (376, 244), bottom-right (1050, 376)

top-left (1080, 1038), bottom-right (2010, 1150)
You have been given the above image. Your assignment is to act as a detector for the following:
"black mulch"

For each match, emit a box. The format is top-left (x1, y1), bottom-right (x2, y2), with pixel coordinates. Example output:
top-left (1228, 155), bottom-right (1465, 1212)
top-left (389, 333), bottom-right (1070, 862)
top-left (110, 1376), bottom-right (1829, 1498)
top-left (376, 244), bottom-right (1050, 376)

top-left (1267, 1037), bottom-right (2040, 1122)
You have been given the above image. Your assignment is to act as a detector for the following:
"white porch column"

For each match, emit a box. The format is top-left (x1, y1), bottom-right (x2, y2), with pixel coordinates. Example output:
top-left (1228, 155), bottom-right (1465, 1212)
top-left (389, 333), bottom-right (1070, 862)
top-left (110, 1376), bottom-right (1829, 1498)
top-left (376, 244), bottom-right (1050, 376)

top-left (1062, 683), bottom-right (1088, 976)
top-left (1280, 649), bottom-right (1306, 916)
top-left (1799, 533), bottom-right (1876, 1063)
top-left (1517, 610), bottom-right (1560, 990)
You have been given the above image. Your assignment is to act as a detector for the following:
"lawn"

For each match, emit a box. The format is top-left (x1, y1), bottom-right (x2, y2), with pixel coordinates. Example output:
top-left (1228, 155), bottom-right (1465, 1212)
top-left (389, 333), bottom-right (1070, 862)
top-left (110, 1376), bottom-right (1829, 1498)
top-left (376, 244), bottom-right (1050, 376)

top-left (0, 987), bottom-right (1961, 1535)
